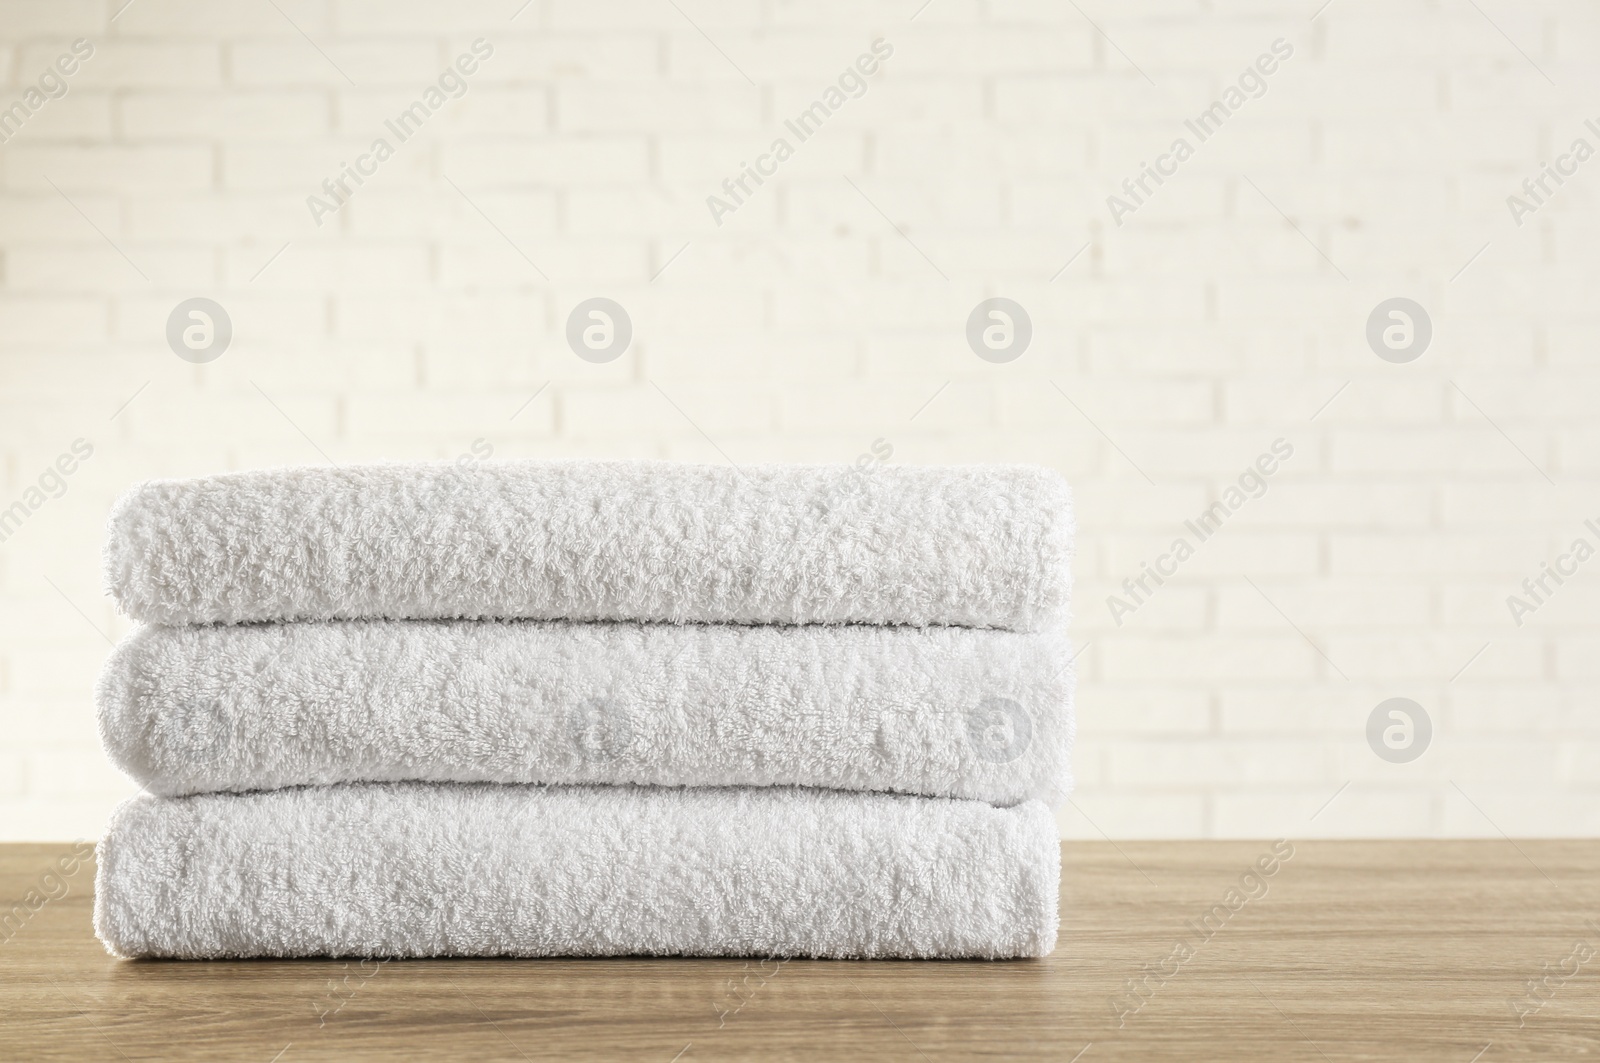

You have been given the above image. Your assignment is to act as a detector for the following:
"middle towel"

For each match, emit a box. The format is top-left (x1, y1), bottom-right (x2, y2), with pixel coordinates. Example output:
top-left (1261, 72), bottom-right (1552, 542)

top-left (101, 618), bottom-right (1073, 804)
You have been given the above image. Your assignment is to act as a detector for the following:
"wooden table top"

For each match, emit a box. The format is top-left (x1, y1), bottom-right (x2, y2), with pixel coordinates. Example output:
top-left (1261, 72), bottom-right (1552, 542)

top-left (2, 839), bottom-right (1596, 1061)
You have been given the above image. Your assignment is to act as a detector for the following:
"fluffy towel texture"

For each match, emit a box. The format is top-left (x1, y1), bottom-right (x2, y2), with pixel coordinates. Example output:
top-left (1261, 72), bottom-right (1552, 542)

top-left (98, 619), bottom-right (1073, 804)
top-left (104, 460), bottom-right (1073, 631)
top-left (94, 783), bottom-right (1061, 960)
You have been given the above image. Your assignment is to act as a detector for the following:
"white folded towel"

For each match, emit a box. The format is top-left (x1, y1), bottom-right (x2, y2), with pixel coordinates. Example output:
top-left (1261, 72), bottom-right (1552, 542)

top-left (98, 619), bottom-right (1073, 804)
top-left (94, 783), bottom-right (1060, 960)
top-left (104, 460), bottom-right (1073, 630)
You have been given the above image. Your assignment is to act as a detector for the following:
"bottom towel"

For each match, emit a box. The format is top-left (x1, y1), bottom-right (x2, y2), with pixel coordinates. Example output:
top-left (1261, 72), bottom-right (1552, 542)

top-left (95, 783), bottom-right (1060, 960)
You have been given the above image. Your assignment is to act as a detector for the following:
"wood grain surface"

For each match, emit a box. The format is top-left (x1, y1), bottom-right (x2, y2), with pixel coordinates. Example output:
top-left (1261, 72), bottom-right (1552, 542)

top-left (1, 839), bottom-right (1596, 1061)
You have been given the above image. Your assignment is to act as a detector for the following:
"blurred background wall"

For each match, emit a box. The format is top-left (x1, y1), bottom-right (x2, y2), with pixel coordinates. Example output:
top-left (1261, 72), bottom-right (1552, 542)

top-left (1, 0), bottom-right (1596, 840)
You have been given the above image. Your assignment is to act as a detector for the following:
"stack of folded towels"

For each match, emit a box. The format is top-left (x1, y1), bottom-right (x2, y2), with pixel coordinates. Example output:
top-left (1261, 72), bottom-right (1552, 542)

top-left (93, 461), bottom-right (1075, 960)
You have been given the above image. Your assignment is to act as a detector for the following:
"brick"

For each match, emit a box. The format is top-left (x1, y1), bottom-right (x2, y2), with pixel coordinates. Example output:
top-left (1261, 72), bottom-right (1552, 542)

top-left (1214, 788), bottom-right (1436, 838)
top-left (1216, 582), bottom-right (1432, 630)
top-left (5, 247), bottom-right (213, 290)
top-left (345, 187), bottom-right (560, 239)
top-left (558, 83), bottom-right (761, 134)
top-left (4, 144), bottom-right (212, 190)
top-left (125, 194), bottom-right (306, 240)
top-left (229, 243), bottom-right (430, 289)
top-left (112, 293), bottom-right (327, 344)
top-left (1323, 633), bottom-right (1542, 681)
top-left (114, 0), bottom-right (328, 35)
top-left (334, 293), bottom-right (543, 342)
top-left (0, 297), bottom-right (108, 344)
top-left (1101, 636), bottom-right (1320, 682)
top-left (1107, 739), bottom-right (1333, 787)
top-left (222, 140), bottom-right (433, 193)
top-left (547, 0), bottom-right (695, 29)
top-left (1328, 532), bottom-right (1543, 576)
top-left (333, 0), bottom-right (513, 32)
top-left (1080, 582), bottom-right (1210, 633)
top-left (478, 36), bottom-right (660, 82)
top-left (229, 40), bottom-right (439, 88)
top-left (345, 391), bottom-right (550, 438)
top-left (121, 91), bottom-right (330, 139)
top-left (25, 42), bottom-right (221, 88)
top-left (659, 133), bottom-right (864, 183)
top-left (1441, 784), bottom-right (1599, 837)
top-left (1058, 791), bottom-right (1208, 840)
top-left (0, 1), bottom-right (104, 35)
top-left (439, 237), bottom-right (646, 285)
top-left (0, 91), bottom-right (112, 142)
top-left (442, 138), bottom-right (651, 184)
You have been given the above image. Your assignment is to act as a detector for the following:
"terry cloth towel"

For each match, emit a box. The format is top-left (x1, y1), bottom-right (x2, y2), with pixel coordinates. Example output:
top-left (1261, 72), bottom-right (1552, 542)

top-left (94, 783), bottom-right (1061, 960)
top-left (103, 460), bottom-right (1073, 630)
top-left (98, 619), bottom-right (1074, 804)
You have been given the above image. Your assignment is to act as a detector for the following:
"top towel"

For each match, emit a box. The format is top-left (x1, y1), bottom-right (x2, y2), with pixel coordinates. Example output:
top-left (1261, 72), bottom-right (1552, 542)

top-left (105, 460), bottom-right (1073, 630)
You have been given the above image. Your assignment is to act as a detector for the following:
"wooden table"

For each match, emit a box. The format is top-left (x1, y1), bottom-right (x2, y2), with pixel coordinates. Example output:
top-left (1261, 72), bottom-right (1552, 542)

top-left (2, 840), bottom-right (1596, 1061)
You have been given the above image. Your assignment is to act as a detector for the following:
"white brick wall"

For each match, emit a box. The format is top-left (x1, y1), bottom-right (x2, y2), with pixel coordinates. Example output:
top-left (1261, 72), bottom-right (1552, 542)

top-left (2, 0), bottom-right (1596, 840)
